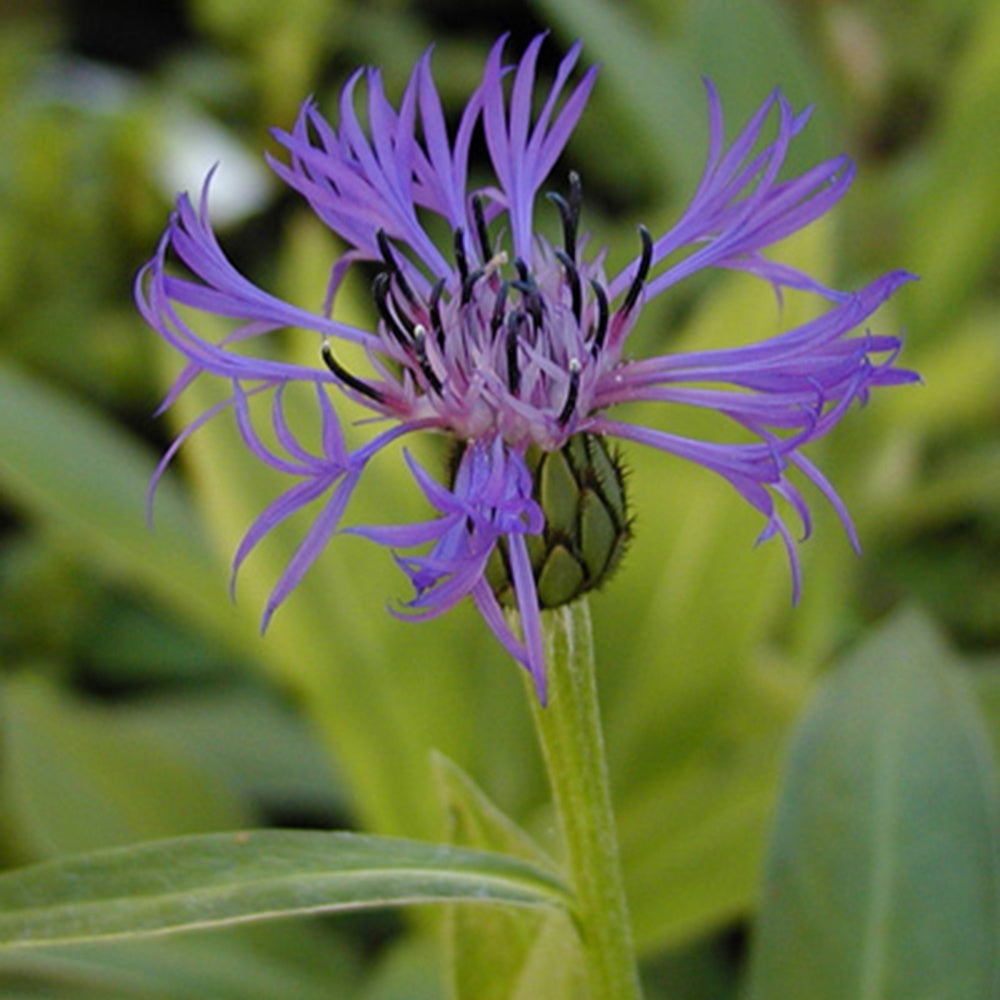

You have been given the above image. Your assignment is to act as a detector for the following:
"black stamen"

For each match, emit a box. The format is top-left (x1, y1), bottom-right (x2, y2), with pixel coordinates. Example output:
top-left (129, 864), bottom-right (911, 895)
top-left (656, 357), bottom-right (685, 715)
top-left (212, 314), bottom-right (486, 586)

top-left (373, 271), bottom-right (413, 349)
top-left (491, 282), bottom-right (509, 338)
top-left (546, 191), bottom-right (572, 248)
top-left (429, 278), bottom-right (446, 348)
top-left (376, 229), bottom-right (416, 305)
top-left (556, 249), bottom-right (583, 324)
top-left (412, 324), bottom-right (443, 394)
top-left (546, 171), bottom-right (582, 262)
top-left (557, 358), bottom-right (582, 426)
top-left (526, 289), bottom-right (546, 331)
top-left (321, 341), bottom-right (384, 403)
top-left (462, 267), bottom-right (485, 306)
top-left (506, 312), bottom-right (524, 395)
top-left (589, 279), bottom-right (609, 356)
top-left (509, 283), bottom-right (545, 332)
top-left (510, 260), bottom-right (545, 331)
top-left (453, 228), bottom-right (470, 287)
top-left (621, 225), bottom-right (653, 314)
top-left (471, 195), bottom-right (492, 261)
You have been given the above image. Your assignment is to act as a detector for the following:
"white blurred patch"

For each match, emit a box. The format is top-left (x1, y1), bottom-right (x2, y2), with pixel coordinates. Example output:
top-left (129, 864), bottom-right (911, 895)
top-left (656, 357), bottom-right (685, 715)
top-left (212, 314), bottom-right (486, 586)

top-left (36, 58), bottom-right (273, 227)
top-left (155, 107), bottom-right (273, 226)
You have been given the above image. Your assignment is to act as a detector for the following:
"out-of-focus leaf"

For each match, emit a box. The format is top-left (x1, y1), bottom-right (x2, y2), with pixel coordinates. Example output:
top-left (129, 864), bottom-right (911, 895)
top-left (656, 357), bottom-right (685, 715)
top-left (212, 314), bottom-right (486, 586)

top-left (747, 609), bottom-right (1000, 1000)
top-left (434, 754), bottom-right (584, 1000)
top-left (189, 0), bottom-right (347, 124)
top-left (0, 534), bottom-right (97, 660)
top-left (75, 594), bottom-right (240, 685)
top-left (902, 0), bottom-right (1000, 338)
top-left (360, 933), bottom-right (444, 1000)
top-left (874, 306), bottom-right (1000, 445)
top-left (0, 361), bottom-right (256, 662)
top-left (684, 0), bottom-right (835, 162)
top-left (434, 754), bottom-right (553, 866)
top-left (509, 913), bottom-right (587, 1000)
top-left (0, 921), bottom-right (360, 1000)
top-left (640, 933), bottom-right (740, 1000)
top-left (120, 684), bottom-right (345, 818)
top-left (535, 0), bottom-right (833, 198)
top-left (531, 0), bottom-right (708, 191)
top-left (0, 830), bottom-right (571, 950)
top-left (0, 675), bottom-right (250, 861)
top-left (620, 662), bottom-right (802, 954)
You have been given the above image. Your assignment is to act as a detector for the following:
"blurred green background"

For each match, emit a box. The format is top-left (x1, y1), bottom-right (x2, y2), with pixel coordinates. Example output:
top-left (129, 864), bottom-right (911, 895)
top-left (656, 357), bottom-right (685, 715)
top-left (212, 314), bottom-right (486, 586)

top-left (0, 0), bottom-right (998, 996)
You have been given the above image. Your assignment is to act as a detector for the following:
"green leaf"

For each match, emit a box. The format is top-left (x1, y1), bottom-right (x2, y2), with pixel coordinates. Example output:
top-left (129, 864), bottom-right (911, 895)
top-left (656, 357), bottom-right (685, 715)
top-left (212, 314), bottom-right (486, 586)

top-left (359, 934), bottom-right (444, 1000)
top-left (534, 0), bottom-right (832, 198)
top-left (0, 921), bottom-right (361, 1000)
top-left (0, 675), bottom-right (250, 861)
top-left (0, 830), bottom-right (571, 950)
top-left (902, 0), bottom-right (1000, 338)
top-left (619, 664), bottom-right (800, 954)
top-left (119, 683), bottom-right (345, 817)
top-left (433, 754), bottom-right (585, 1000)
top-left (747, 609), bottom-right (1000, 1000)
top-left (531, 0), bottom-right (707, 191)
top-left (682, 0), bottom-right (835, 163)
top-left (433, 753), bottom-right (553, 866)
top-left (0, 360), bottom-right (254, 661)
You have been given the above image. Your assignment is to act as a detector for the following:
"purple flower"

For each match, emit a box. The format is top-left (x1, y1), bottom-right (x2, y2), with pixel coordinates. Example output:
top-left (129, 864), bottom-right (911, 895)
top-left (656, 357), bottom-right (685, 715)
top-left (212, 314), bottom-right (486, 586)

top-left (136, 34), bottom-right (916, 701)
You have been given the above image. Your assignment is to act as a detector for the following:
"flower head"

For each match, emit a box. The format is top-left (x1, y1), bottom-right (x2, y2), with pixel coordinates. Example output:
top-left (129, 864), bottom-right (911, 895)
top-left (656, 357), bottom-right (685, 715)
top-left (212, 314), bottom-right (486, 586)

top-left (137, 34), bottom-right (916, 702)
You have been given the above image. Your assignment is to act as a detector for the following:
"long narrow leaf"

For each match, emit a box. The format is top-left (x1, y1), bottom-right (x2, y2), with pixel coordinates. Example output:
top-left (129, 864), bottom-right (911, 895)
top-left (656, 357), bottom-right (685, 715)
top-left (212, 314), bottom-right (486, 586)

top-left (0, 830), bottom-right (571, 950)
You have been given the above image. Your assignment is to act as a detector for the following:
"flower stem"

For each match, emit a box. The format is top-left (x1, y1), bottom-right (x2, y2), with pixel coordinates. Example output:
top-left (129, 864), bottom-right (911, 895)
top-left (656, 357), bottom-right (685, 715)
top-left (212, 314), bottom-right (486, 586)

top-left (530, 599), bottom-right (643, 999)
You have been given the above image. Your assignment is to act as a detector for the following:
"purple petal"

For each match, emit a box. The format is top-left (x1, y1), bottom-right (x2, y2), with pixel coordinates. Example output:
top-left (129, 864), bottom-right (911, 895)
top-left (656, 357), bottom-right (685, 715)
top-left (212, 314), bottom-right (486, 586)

top-left (260, 469), bottom-right (363, 630)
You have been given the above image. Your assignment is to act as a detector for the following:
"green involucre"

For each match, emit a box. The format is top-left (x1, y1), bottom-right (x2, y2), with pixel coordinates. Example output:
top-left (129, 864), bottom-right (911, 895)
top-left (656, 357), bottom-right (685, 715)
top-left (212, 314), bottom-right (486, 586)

top-left (487, 433), bottom-right (631, 608)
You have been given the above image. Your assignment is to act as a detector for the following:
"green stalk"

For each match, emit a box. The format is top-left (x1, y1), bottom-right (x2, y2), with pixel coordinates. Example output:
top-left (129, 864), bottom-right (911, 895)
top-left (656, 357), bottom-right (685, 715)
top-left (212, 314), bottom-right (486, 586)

top-left (530, 599), bottom-right (643, 999)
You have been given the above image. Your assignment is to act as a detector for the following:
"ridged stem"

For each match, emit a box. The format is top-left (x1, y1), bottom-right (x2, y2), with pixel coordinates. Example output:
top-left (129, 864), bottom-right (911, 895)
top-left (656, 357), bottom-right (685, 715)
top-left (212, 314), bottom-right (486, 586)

top-left (530, 599), bottom-right (643, 999)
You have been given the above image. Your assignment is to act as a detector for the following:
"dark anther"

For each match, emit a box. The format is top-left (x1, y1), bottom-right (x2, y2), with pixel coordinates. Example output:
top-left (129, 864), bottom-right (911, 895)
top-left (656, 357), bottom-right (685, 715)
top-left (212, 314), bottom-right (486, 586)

top-left (471, 195), bottom-right (492, 261)
top-left (429, 278), bottom-right (446, 348)
top-left (588, 279), bottom-right (609, 356)
top-left (491, 282), bottom-right (509, 338)
top-left (453, 228), bottom-right (470, 287)
top-left (525, 288), bottom-right (546, 332)
top-left (555, 249), bottom-right (583, 324)
top-left (621, 225), bottom-right (653, 314)
top-left (376, 229), bottom-right (416, 305)
top-left (546, 191), bottom-right (572, 250)
top-left (412, 324), bottom-right (443, 394)
top-left (373, 271), bottom-right (414, 349)
top-left (506, 312), bottom-right (525, 395)
top-left (321, 340), bottom-right (384, 403)
top-left (510, 260), bottom-right (545, 330)
top-left (462, 267), bottom-right (485, 306)
top-left (546, 171), bottom-right (582, 262)
top-left (557, 358), bottom-right (582, 426)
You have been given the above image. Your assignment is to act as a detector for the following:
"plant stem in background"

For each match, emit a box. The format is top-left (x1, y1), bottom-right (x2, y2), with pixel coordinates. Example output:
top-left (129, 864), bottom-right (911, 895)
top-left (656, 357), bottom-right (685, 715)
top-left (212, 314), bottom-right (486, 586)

top-left (530, 599), bottom-right (643, 999)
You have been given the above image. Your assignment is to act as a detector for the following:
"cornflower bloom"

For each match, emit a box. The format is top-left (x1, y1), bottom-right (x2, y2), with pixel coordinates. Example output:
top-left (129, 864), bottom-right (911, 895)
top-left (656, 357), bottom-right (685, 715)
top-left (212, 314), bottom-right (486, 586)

top-left (137, 34), bottom-right (916, 701)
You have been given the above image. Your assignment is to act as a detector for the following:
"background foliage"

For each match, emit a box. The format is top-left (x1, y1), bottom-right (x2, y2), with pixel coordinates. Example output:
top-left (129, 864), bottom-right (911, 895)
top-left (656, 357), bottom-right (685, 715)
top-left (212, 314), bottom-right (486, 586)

top-left (0, 0), bottom-right (998, 996)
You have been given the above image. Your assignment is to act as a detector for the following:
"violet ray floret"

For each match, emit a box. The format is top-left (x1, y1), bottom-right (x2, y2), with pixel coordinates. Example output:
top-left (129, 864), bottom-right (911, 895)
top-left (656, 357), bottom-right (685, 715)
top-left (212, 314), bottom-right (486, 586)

top-left (136, 32), bottom-right (918, 701)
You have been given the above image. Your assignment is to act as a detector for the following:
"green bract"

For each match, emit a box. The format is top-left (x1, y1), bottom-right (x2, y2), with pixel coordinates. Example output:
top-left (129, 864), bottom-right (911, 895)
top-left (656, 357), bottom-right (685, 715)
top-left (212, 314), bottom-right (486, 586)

top-left (485, 433), bottom-right (631, 608)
